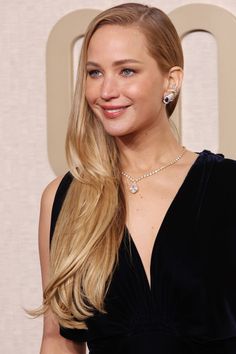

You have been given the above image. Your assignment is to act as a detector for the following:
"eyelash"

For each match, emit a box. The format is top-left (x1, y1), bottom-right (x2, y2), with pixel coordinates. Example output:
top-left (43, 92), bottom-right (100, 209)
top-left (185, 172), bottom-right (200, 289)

top-left (87, 68), bottom-right (136, 78)
top-left (121, 68), bottom-right (135, 77)
top-left (87, 70), bottom-right (101, 78)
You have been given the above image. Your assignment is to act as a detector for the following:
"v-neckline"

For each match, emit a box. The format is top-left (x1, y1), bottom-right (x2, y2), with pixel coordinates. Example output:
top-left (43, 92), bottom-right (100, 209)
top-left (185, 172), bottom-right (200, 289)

top-left (125, 150), bottom-right (206, 292)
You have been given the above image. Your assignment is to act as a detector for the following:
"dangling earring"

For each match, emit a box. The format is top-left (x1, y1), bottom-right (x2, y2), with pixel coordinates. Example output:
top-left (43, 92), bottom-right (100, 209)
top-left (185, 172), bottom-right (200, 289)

top-left (162, 84), bottom-right (177, 105)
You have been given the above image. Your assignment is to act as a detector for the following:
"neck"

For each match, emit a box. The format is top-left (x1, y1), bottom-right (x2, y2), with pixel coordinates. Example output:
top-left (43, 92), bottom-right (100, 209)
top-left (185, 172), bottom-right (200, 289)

top-left (116, 117), bottom-right (182, 174)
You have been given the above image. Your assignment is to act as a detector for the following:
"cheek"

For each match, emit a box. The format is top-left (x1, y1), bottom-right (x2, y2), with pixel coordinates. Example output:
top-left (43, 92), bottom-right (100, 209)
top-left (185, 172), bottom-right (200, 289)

top-left (85, 85), bottom-right (93, 105)
top-left (126, 80), bottom-right (163, 107)
top-left (85, 80), bottom-right (99, 105)
top-left (129, 75), bottom-right (163, 96)
top-left (120, 81), bottom-right (146, 102)
top-left (135, 80), bottom-right (164, 119)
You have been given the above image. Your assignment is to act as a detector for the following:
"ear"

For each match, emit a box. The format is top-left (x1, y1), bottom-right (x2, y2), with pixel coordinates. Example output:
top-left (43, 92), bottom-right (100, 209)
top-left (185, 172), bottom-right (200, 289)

top-left (164, 66), bottom-right (184, 93)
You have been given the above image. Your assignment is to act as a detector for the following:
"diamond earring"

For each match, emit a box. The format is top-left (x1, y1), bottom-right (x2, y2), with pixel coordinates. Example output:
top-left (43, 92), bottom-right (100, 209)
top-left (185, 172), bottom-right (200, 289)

top-left (162, 84), bottom-right (177, 105)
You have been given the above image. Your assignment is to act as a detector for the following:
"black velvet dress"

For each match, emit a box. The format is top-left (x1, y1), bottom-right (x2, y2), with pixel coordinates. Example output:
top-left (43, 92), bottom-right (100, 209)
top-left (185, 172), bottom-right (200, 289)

top-left (50, 150), bottom-right (236, 353)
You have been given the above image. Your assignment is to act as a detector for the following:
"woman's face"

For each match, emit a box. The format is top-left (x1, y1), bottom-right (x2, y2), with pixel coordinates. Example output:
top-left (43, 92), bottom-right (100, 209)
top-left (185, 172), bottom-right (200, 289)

top-left (85, 25), bottom-right (168, 137)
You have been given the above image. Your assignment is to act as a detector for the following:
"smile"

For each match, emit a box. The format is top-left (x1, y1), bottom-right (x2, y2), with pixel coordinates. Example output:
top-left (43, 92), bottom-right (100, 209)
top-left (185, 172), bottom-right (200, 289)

top-left (100, 105), bottom-right (130, 119)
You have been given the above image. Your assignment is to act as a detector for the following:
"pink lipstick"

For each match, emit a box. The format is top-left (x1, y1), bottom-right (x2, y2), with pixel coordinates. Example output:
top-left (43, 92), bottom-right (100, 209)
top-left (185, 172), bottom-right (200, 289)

top-left (100, 105), bottom-right (130, 119)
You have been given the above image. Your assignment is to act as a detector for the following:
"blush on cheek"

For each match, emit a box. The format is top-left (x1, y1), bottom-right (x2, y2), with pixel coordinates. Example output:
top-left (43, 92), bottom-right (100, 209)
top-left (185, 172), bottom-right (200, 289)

top-left (85, 88), bottom-right (96, 108)
top-left (85, 90), bottom-right (91, 104)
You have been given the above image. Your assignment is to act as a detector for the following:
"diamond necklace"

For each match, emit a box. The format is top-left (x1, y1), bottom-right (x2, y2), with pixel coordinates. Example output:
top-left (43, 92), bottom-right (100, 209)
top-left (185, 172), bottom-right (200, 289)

top-left (121, 146), bottom-right (186, 194)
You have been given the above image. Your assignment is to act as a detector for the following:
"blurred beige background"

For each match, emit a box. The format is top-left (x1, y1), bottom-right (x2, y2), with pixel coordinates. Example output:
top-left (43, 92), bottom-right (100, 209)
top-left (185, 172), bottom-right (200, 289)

top-left (1, 1), bottom-right (236, 353)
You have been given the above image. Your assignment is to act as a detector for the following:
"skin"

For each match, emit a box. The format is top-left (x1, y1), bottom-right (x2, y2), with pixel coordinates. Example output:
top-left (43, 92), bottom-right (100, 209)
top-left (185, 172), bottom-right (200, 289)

top-left (38, 24), bottom-right (198, 352)
top-left (85, 25), bottom-right (198, 288)
top-left (85, 25), bottom-right (188, 171)
top-left (39, 178), bottom-right (86, 354)
top-left (86, 25), bottom-right (174, 140)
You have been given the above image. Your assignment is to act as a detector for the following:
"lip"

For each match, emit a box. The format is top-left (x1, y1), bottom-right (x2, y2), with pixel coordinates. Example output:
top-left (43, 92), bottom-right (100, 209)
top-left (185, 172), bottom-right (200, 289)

top-left (100, 104), bottom-right (130, 119)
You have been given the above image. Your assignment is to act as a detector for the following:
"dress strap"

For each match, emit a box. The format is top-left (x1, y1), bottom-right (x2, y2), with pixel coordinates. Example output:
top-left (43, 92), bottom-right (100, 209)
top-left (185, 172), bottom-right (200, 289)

top-left (49, 171), bottom-right (73, 245)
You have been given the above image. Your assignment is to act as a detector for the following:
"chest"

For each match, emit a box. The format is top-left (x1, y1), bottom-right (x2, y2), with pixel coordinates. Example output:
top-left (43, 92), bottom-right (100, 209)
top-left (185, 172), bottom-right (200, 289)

top-left (124, 166), bottom-right (192, 287)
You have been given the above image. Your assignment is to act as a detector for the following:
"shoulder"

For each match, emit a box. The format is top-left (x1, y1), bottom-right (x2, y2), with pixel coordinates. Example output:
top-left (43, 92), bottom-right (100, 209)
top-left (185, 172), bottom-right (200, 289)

top-left (201, 150), bottom-right (236, 194)
top-left (199, 149), bottom-right (236, 169)
top-left (41, 172), bottom-right (74, 242)
top-left (218, 154), bottom-right (236, 172)
top-left (205, 150), bottom-right (236, 176)
top-left (38, 172), bottom-right (74, 246)
top-left (41, 172), bottom-right (73, 210)
top-left (39, 176), bottom-right (65, 235)
top-left (41, 176), bottom-right (64, 210)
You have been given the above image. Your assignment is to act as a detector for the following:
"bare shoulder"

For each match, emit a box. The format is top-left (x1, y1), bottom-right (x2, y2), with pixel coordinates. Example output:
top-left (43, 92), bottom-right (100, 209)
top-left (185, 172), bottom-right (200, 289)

top-left (183, 148), bottom-right (199, 165)
top-left (38, 175), bottom-right (65, 289)
top-left (41, 175), bottom-right (64, 209)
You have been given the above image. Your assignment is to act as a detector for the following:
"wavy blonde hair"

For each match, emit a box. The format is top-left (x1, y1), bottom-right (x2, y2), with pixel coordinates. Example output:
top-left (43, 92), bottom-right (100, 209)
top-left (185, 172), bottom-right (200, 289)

top-left (35, 3), bottom-right (184, 329)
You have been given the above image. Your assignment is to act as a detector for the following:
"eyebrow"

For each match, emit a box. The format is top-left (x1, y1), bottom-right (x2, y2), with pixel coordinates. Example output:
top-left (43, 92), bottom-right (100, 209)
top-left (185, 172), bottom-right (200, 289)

top-left (86, 59), bottom-right (143, 67)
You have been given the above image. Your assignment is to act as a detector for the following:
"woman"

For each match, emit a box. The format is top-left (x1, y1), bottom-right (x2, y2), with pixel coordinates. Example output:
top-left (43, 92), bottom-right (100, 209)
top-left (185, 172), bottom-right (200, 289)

top-left (36, 3), bottom-right (236, 354)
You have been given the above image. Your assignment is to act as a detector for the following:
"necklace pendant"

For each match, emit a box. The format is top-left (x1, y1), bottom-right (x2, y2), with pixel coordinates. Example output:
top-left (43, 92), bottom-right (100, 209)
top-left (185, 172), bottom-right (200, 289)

top-left (129, 183), bottom-right (139, 194)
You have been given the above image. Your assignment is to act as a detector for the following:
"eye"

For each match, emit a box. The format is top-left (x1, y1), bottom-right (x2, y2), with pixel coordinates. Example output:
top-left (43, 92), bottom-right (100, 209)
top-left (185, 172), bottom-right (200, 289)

top-left (121, 68), bottom-right (135, 77)
top-left (87, 70), bottom-right (102, 78)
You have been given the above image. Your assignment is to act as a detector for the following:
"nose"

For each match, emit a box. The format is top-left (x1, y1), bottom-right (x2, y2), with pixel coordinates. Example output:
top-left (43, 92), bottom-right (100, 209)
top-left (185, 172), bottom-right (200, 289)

top-left (100, 75), bottom-right (119, 101)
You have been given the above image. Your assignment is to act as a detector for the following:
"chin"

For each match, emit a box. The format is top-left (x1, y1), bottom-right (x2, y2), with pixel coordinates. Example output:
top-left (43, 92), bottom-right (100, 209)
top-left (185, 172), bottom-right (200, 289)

top-left (103, 126), bottom-right (135, 138)
top-left (106, 131), bottom-right (128, 138)
top-left (100, 121), bottom-right (130, 136)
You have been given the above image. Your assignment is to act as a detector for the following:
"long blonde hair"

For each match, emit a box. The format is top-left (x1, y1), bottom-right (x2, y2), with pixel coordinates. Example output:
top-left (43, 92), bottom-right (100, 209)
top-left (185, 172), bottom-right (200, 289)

top-left (38, 3), bottom-right (184, 329)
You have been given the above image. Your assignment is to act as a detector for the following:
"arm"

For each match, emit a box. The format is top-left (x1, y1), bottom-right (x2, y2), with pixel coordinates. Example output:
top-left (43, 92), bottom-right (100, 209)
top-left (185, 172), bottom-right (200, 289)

top-left (38, 177), bottom-right (86, 354)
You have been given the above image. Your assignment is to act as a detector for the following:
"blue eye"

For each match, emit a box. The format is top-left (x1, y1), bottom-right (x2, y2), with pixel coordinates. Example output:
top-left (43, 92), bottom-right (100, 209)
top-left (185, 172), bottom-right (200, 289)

top-left (88, 70), bottom-right (102, 78)
top-left (121, 68), bottom-right (135, 77)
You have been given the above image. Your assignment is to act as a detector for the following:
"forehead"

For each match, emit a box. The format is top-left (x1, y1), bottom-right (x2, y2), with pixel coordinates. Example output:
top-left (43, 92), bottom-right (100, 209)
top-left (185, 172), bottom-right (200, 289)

top-left (87, 25), bottom-right (150, 61)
